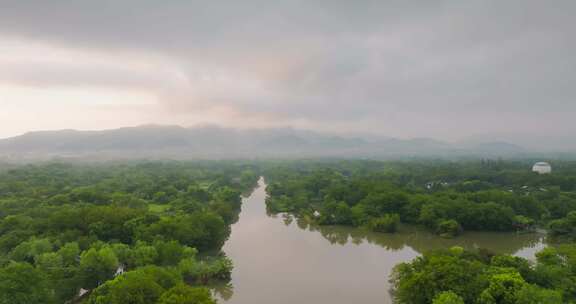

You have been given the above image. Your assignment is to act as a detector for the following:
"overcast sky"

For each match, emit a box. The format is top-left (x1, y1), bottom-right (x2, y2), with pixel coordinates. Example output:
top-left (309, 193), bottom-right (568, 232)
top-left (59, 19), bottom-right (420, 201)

top-left (0, 0), bottom-right (574, 141)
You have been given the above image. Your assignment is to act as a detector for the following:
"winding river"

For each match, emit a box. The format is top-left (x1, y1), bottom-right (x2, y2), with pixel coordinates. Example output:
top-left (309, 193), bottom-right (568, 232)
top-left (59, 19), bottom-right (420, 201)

top-left (217, 178), bottom-right (546, 304)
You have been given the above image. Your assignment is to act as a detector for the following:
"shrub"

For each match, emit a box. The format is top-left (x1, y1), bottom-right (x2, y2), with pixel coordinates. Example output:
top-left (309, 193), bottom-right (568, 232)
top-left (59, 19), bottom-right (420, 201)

top-left (436, 219), bottom-right (462, 238)
top-left (367, 214), bottom-right (400, 233)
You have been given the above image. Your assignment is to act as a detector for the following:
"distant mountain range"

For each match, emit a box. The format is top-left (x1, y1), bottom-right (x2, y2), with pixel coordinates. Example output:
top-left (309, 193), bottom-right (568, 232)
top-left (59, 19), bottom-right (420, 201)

top-left (0, 124), bottom-right (557, 161)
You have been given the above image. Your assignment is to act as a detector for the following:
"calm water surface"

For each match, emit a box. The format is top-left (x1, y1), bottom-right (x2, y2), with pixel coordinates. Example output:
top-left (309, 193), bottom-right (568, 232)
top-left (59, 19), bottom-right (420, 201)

top-left (218, 178), bottom-right (546, 304)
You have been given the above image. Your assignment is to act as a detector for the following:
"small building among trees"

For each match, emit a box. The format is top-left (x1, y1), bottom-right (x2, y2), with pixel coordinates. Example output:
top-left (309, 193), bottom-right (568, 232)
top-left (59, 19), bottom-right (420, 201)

top-left (532, 162), bottom-right (552, 174)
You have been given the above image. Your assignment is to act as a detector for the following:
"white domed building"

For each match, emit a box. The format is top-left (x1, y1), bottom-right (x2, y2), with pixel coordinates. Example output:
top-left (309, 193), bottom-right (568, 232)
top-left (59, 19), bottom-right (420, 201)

top-left (532, 162), bottom-right (552, 174)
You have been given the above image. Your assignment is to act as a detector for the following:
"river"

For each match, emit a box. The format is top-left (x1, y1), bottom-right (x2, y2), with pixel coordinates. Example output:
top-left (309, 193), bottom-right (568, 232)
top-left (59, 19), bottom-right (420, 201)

top-left (217, 178), bottom-right (546, 304)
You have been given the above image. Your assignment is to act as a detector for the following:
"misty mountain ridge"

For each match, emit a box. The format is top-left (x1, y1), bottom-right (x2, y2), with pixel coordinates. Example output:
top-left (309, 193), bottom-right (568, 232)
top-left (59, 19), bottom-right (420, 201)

top-left (0, 125), bottom-right (569, 160)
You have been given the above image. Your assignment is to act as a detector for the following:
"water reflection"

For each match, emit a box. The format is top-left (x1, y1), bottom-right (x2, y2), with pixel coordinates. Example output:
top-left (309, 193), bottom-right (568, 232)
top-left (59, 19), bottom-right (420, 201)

top-left (219, 178), bottom-right (546, 304)
top-left (272, 209), bottom-right (545, 257)
top-left (301, 220), bottom-right (545, 257)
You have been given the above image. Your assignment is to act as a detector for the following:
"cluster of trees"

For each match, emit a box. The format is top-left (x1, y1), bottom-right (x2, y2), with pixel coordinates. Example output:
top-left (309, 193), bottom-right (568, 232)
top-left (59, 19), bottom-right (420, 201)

top-left (263, 160), bottom-right (576, 237)
top-left (548, 210), bottom-right (576, 241)
top-left (0, 162), bottom-right (259, 303)
top-left (391, 245), bottom-right (576, 303)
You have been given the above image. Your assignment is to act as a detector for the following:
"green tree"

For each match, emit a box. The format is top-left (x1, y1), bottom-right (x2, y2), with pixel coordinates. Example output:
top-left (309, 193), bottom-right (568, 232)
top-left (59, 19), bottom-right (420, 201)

top-left (391, 250), bottom-right (487, 303)
top-left (318, 201), bottom-right (353, 225)
top-left (154, 240), bottom-right (196, 266)
top-left (88, 270), bottom-right (165, 304)
top-left (436, 219), bottom-right (462, 238)
top-left (9, 237), bottom-right (53, 262)
top-left (158, 284), bottom-right (216, 304)
top-left (132, 242), bottom-right (158, 267)
top-left (36, 252), bottom-right (81, 302)
top-left (516, 284), bottom-right (563, 304)
top-left (367, 214), bottom-right (400, 233)
top-left (110, 243), bottom-right (133, 267)
top-left (79, 247), bottom-right (119, 289)
top-left (0, 262), bottom-right (54, 304)
top-left (57, 242), bottom-right (80, 266)
top-left (548, 211), bottom-right (576, 240)
top-left (478, 270), bottom-right (526, 304)
top-left (432, 291), bottom-right (464, 304)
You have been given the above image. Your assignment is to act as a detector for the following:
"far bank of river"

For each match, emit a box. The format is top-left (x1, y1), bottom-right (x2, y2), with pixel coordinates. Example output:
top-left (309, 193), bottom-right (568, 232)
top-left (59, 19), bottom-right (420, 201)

top-left (217, 178), bottom-right (546, 304)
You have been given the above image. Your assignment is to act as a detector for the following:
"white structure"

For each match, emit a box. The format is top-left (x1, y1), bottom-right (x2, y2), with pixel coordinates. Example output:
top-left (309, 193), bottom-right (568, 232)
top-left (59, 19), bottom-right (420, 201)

top-left (114, 265), bottom-right (125, 276)
top-left (532, 162), bottom-right (552, 174)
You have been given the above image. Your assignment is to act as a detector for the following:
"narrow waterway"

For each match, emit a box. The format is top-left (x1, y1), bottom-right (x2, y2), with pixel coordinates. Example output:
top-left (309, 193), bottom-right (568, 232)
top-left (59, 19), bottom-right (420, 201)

top-left (219, 178), bottom-right (546, 304)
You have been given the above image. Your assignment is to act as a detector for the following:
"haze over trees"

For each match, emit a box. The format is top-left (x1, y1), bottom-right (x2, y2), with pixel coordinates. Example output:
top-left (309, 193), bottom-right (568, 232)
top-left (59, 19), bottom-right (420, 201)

top-left (0, 125), bottom-right (555, 161)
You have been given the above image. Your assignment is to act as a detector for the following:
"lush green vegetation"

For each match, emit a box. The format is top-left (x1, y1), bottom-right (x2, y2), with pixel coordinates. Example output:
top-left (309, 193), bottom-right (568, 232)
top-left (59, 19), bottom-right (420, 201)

top-left (263, 160), bottom-right (576, 237)
top-left (2, 158), bottom-right (576, 303)
top-left (391, 245), bottom-right (576, 303)
top-left (0, 162), bottom-right (258, 304)
top-left (548, 211), bottom-right (576, 241)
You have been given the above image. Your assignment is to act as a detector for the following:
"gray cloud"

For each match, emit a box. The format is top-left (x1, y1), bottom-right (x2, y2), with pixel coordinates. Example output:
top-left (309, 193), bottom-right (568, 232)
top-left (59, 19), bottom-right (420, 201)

top-left (0, 62), bottom-right (167, 89)
top-left (0, 0), bottom-right (575, 140)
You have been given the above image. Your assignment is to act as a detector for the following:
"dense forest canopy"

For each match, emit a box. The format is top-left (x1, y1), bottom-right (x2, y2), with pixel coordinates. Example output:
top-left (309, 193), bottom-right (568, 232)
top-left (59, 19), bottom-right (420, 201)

top-left (391, 245), bottom-right (576, 303)
top-left (263, 160), bottom-right (576, 238)
top-left (0, 161), bottom-right (259, 304)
